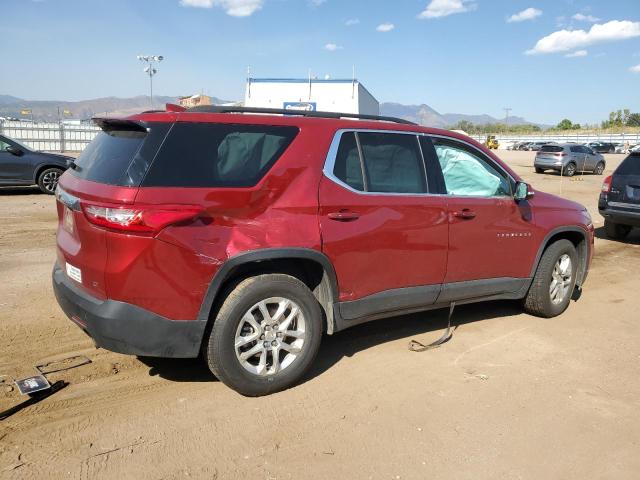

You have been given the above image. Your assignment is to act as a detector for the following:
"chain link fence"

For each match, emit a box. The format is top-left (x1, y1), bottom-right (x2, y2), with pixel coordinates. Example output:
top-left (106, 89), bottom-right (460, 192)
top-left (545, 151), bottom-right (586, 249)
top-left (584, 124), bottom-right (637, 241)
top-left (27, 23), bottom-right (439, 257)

top-left (0, 120), bottom-right (100, 152)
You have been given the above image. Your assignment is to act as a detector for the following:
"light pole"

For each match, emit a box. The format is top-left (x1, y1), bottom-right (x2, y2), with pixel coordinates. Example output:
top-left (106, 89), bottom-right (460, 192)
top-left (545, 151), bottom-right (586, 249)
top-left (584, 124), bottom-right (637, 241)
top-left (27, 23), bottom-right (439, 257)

top-left (137, 55), bottom-right (164, 107)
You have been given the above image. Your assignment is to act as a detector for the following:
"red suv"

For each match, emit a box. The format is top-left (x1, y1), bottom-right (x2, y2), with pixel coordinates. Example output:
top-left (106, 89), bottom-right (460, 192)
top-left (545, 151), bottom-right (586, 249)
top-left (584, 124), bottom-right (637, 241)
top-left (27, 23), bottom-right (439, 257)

top-left (53, 106), bottom-right (594, 396)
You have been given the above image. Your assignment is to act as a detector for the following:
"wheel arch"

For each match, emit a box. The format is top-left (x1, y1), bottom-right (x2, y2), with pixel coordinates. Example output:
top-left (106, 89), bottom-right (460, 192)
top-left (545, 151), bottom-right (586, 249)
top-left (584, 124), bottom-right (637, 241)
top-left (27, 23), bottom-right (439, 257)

top-left (33, 163), bottom-right (65, 184)
top-left (198, 248), bottom-right (340, 335)
top-left (530, 227), bottom-right (590, 287)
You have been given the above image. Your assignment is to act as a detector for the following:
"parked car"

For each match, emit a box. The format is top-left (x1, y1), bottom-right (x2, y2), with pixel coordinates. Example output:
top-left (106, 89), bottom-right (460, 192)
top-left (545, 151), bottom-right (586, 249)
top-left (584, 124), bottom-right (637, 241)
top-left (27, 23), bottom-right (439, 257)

top-left (527, 141), bottom-right (551, 151)
top-left (535, 144), bottom-right (605, 176)
top-left (517, 142), bottom-right (534, 151)
top-left (587, 142), bottom-right (616, 154)
top-left (599, 152), bottom-right (640, 239)
top-left (52, 106), bottom-right (594, 396)
top-left (0, 134), bottom-right (73, 193)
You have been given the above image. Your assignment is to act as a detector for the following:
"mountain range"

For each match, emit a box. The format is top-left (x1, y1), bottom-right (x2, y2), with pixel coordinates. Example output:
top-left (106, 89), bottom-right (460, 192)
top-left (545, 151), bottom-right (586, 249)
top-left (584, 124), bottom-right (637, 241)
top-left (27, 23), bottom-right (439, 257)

top-left (0, 95), bottom-right (546, 128)
top-left (379, 102), bottom-right (545, 128)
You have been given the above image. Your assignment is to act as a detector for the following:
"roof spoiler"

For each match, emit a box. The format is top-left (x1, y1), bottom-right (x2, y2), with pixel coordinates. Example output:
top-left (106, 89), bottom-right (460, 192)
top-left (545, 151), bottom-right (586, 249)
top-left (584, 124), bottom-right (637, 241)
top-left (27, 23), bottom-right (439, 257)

top-left (92, 118), bottom-right (148, 133)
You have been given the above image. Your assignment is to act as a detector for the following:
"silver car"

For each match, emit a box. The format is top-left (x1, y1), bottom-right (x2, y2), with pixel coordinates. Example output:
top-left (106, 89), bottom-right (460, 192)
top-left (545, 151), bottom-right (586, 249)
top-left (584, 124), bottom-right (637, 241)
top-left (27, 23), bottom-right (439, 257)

top-left (534, 143), bottom-right (605, 176)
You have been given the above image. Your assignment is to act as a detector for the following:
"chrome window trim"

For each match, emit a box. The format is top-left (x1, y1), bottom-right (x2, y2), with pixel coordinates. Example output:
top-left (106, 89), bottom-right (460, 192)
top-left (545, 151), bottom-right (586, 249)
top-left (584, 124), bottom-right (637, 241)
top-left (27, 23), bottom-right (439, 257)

top-left (322, 128), bottom-right (516, 198)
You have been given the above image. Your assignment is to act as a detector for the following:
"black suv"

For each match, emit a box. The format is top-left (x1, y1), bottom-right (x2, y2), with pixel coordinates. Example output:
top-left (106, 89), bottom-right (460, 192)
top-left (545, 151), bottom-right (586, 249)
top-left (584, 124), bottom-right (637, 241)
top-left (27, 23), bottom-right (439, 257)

top-left (599, 152), bottom-right (640, 239)
top-left (0, 134), bottom-right (73, 194)
top-left (588, 142), bottom-right (616, 154)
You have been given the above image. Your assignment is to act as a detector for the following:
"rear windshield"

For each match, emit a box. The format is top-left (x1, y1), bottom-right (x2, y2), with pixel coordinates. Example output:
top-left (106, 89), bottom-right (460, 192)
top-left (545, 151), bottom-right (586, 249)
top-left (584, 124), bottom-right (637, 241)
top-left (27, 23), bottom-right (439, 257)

top-left (142, 123), bottom-right (299, 187)
top-left (71, 123), bottom-right (170, 186)
top-left (540, 145), bottom-right (563, 153)
top-left (616, 154), bottom-right (640, 175)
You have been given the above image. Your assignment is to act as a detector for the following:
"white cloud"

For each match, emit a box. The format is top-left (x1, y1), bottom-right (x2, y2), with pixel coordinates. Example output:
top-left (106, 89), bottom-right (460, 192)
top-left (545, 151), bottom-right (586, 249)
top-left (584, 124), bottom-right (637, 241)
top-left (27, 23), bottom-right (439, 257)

top-left (376, 23), bottom-right (395, 32)
top-left (179, 0), bottom-right (263, 17)
top-left (630, 65), bottom-right (640, 73)
top-left (565, 50), bottom-right (588, 58)
top-left (418, 0), bottom-right (476, 20)
top-left (507, 7), bottom-right (542, 23)
top-left (324, 43), bottom-right (343, 51)
top-left (526, 20), bottom-right (640, 55)
top-left (573, 13), bottom-right (600, 23)
top-left (345, 18), bottom-right (360, 26)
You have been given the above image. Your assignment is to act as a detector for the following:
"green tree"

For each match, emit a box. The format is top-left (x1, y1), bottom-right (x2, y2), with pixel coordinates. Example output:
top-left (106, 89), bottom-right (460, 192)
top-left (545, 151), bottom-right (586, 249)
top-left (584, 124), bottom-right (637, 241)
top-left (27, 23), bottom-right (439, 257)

top-left (557, 119), bottom-right (575, 130)
top-left (626, 113), bottom-right (640, 127)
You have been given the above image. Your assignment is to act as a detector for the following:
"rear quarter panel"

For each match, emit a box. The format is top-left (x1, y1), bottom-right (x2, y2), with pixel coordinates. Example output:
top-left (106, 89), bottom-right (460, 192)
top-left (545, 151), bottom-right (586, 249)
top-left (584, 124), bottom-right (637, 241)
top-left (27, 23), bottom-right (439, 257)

top-left (110, 123), bottom-right (332, 320)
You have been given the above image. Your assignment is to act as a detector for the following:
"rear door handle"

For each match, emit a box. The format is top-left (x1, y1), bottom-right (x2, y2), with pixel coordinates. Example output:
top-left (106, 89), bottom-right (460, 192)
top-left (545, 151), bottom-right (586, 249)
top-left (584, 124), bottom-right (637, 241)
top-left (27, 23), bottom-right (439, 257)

top-left (327, 210), bottom-right (360, 222)
top-left (452, 209), bottom-right (476, 220)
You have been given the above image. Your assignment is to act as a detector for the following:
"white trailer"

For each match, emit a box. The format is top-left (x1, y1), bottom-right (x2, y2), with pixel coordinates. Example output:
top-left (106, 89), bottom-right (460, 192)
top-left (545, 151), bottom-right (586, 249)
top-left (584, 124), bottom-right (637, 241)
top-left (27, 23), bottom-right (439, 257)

top-left (244, 78), bottom-right (379, 116)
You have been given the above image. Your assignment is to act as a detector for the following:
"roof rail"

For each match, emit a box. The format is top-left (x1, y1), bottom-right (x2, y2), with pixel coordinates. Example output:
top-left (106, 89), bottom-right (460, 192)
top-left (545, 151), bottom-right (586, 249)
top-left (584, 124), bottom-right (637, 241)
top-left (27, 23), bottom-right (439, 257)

top-left (186, 105), bottom-right (417, 126)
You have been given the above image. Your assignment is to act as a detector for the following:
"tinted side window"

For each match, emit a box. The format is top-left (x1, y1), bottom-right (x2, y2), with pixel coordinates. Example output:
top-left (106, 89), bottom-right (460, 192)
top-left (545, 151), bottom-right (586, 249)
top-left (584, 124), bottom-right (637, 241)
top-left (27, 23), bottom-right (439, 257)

top-left (143, 123), bottom-right (298, 187)
top-left (431, 138), bottom-right (510, 197)
top-left (332, 132), bottom-right (364, 191)
top-left (358, 132), bottom-right (427, 194)
top-left (616, 154), bottom-right (640, 175)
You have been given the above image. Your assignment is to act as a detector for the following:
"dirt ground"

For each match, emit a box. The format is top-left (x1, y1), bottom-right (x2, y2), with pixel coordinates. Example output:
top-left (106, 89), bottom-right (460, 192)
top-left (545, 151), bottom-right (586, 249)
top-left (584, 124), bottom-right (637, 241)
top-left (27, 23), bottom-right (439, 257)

top-left (1, 151), bottom-right (639, 479)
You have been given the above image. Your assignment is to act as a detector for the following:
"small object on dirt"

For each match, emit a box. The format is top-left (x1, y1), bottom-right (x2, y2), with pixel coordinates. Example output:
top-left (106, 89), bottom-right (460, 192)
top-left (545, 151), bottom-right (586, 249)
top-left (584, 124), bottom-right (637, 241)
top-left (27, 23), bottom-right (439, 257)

top-left (35, 355), bottom-right (92, 375)
top-left (322, 450), bottom-right (335, 455)
top-left (475, 374), bottom-right (489, 381)
top-left (15, 375), bottom-right (51, 395)
top-left (409, 302), bottom-right (457, 352)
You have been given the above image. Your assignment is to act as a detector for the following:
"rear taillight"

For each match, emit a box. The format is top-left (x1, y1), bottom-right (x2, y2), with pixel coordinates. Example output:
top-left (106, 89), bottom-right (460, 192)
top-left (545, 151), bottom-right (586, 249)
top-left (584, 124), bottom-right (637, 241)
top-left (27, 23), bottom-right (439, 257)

top-left (601, 175), bottom-right (612, 193)
top-left (82, 203), bottom-right (203, 234)
top-left (557, 153), bottom-right (567, 157)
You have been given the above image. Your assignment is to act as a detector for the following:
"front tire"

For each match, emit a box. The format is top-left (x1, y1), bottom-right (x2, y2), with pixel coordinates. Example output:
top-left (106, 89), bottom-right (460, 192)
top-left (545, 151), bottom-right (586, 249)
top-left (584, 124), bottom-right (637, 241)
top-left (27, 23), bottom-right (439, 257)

top-left (604, 219), bottom-right (631, 240)
top-left (524, 240), bottom-right (578, 318)
top-left (562, 162), bottom-right (576, 177)
top-left (205, 274), bottom-right (323, 396)
top-left (594, 162), bottom-right (605, 175)
top-left (37, 167), bottom-right (63, 194)
top-left (535, 167), bottom-right (545, 174)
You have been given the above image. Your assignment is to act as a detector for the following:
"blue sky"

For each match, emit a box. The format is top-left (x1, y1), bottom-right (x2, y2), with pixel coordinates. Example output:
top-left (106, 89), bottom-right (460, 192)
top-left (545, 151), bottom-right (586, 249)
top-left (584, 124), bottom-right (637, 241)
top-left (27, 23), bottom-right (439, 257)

top-left (2, 0), bottom-right (639, 124)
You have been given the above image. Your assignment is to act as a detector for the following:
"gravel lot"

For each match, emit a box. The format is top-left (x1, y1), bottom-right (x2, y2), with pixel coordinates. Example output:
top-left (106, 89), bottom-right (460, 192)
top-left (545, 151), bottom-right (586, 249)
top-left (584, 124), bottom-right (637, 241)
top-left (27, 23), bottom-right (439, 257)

top-left (1, 151), bottom-right (639, 479)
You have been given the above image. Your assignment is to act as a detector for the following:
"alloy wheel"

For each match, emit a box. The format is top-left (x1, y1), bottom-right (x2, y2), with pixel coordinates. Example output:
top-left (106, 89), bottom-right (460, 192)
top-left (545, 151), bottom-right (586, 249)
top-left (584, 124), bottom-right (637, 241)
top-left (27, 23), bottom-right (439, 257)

top-left (234, 297), bottom-right (306, 376)
top-left (549, 254), bottom-right (572, 305)
top-left (42, 171), bottom-right (61, 193)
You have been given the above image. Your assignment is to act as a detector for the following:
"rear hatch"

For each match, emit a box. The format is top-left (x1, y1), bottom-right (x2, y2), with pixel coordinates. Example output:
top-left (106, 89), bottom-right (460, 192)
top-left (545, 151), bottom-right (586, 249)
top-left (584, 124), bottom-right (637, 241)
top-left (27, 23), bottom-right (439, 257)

top-left (609, 153), bottom-right (640, 209)
top-left (536, 145), bottom-right (565, 163)
top-left (55, 119), bottom-right (171, 299)
top-left (55, 116), bottom-right (301, 309)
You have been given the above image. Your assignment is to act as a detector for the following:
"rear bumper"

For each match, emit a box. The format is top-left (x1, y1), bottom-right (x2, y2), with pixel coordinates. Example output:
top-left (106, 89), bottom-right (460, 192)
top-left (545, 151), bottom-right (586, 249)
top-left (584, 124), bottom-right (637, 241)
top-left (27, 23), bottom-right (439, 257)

top-left (599, 207), bottom-right (640, 227)
top-left (534, 161), bottom-right (563, 171)
top-left (52, 264), bottom-right (207, 358)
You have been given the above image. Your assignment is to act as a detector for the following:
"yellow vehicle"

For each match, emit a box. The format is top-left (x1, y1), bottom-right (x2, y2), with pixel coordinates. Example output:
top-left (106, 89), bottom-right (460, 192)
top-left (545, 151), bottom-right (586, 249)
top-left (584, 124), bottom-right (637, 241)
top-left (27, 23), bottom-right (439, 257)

top-left (485, 135), bottom-right (499, 149)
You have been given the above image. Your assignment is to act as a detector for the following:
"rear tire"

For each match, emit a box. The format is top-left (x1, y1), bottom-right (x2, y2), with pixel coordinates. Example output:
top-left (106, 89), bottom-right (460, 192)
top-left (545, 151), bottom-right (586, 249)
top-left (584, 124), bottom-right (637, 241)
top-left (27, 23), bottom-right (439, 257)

top-left (604, 219), bottom-right (631, 240)
top-left (535, 167), bottom-right (545, 174)
top-left (594, 162), bottom-right (605, 175)
top-left (37, 167), bottom-right (63, 194)
top-left (205, 274), bottom-right (323, 396)
top-left (562, 162), bottom-right (576, 177)
top-left (524, 239), bottom-right (577, 318)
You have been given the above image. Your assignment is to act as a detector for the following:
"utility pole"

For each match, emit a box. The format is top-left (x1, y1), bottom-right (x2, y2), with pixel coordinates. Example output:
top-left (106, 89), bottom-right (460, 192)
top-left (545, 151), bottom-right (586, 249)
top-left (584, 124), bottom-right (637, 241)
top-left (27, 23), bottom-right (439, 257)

top-left (504, 107), bottom-right (512, 126)
top-left (137, 55), bottom-right (164, 107)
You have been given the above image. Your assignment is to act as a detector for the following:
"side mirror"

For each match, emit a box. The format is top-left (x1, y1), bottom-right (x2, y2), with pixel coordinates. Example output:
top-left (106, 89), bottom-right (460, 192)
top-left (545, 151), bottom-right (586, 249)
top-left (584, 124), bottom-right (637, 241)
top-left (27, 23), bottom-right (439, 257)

top-left (514, 181), bottom-right (534, 201)
top-left (6, 145), bottom-right (24, 156)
